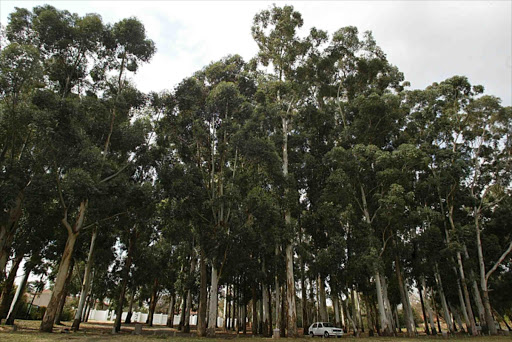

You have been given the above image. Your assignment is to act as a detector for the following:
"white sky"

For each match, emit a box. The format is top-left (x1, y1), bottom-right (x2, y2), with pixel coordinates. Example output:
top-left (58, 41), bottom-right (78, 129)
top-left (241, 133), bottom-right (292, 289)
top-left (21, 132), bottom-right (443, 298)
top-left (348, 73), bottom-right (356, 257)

top-left (1, 1), bottom-right (511, 106)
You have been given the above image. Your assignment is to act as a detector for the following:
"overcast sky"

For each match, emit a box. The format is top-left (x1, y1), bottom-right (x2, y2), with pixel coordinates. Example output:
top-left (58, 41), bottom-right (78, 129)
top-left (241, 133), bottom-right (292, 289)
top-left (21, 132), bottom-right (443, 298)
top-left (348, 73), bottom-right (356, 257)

top-left (1, 1), bottom-right (511, 106)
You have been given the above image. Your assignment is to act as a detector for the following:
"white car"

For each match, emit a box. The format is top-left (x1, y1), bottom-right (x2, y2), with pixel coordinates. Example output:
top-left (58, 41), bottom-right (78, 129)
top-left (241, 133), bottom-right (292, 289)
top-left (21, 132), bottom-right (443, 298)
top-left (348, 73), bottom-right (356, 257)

top-left (308, 322), bottom-right (343, 337)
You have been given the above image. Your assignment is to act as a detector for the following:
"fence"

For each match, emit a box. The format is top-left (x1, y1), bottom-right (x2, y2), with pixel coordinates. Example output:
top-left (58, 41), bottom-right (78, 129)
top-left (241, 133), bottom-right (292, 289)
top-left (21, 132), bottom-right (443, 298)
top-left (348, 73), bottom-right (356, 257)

top-left (87, 310), bottom-right (227, 327)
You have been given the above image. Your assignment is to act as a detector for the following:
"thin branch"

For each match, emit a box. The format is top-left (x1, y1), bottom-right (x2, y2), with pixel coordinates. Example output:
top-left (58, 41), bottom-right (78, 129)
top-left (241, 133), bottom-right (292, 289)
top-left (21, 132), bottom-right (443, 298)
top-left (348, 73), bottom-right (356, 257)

top-left (99, 163), bottom-right (130, 184)
top-left (82, 211), bottom-right (128, 231)
top-left (485, 240), bottom-right (512, 282)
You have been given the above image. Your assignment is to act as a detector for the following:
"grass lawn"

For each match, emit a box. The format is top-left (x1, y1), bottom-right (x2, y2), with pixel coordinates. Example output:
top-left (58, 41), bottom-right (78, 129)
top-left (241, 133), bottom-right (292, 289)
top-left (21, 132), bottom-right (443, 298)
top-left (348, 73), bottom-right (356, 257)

top-left (1, 320), bottom-right (511, 341)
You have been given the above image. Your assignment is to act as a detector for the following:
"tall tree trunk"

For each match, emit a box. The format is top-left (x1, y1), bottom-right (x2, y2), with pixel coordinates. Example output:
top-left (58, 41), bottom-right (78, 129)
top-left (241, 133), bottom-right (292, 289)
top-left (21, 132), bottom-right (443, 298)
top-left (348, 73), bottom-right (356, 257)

top-left (0, 191), bottom-right (24, 279)
top-left (418, 280), bottom-right (430, 335)
top-left (0, 253), bottom-right (23, 320)
top-left (147, 278), bottom-right (159, 327)
top-left (280, 284), bottom-right (286, 337)
top-left (82, 295), bottom-right (90, 322)
top-left (318, 275), bottom-right (327, 321)
top-left (166, 294), bottom-right (175, 328)
top-left (343, 298), bottom-right (358, 336)
top-left (333, 294), bottom-right (340, 327)
top-left (242, 302), bottom-right (247, 334)
top-left (282, 114), bottom-right (298, 338)
top-left (422, 280), bottom-right (437, 335)
top-left (434, 265), bottom-right (454, 334)
top-left (355, 292), bottom-right (364, 332)
top-left (273, 245), bottom-right (281, 338)
top-left (472, 277), bottom-right (486, 326)
top-left (72, 227), bottom-right (97, 331)
top-left (40, 231), bottom-right (77, 332)
top-left (113, 225), bottom-right (136, 333)
top-left (475, 212), bottom-right (498, 335)
top-left (5, 263), bottom-right (31, 325)
top-left (55, 258), bottom-right (75, 325)
top-left (251, 284), bottom-right (258, 335)
top-left (197, 249), bottom-right (207, 335)
top-left (207, 265), bottom-right (219, 336)
top-left (125, 287), bottom-right (135, 324)
top-left (179, 291), bottom-right (186, 330)
top-left (285, 243), bottom-right (297, 337)
top-left (456, 251), bottom-right (477, 335)
top-left (394, 254), bottom-right (415, 336)
top-left (262, 282), bottom-right (270, 336)
top-left (375, 270), bottom-right (390, 335)
top-left (301, 261), bottom-right (308, 335)
top-left (184, 252), bottom-right (197, 333)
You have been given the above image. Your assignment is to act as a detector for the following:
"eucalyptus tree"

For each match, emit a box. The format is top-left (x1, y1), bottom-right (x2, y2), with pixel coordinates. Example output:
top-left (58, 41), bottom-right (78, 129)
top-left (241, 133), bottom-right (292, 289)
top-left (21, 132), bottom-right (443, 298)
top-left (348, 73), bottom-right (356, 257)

top-left (0, 37), bottom-right (42, 278)
top-left (2, 6), bottom-right (156, 331)
top-left (251, 5), bottom-right (313, 336)
top-left (157, 55), bottom-right (255, 336)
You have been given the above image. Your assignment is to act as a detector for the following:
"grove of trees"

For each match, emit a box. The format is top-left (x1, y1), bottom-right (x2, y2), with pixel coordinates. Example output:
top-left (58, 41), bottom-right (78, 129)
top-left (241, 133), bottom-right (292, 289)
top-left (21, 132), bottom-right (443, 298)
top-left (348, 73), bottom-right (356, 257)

top-left (0, 3), bottom-right (511, 337)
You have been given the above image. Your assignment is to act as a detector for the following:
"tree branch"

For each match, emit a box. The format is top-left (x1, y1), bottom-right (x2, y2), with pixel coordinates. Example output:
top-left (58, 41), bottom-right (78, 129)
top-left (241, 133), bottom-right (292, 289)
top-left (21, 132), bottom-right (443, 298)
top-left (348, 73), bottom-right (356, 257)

top-left (99, 163), bottom-right (130, 184)
top-left (82, 211), bottom-right (128, 231)
top-left (485, 240), bottom-right (512, 282)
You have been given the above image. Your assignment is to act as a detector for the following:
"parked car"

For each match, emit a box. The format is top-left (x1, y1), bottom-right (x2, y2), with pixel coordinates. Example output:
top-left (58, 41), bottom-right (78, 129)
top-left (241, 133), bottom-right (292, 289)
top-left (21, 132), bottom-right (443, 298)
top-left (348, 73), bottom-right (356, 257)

top-left (308, 322), bottom-right (343, 337)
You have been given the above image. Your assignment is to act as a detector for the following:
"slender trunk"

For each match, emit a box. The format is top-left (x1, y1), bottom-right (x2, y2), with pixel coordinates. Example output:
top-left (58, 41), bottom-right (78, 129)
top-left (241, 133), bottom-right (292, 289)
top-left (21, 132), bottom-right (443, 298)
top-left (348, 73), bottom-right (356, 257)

top-left (333, 295), bottom-right (340, 327)
top-left (280, 284), bottom-right (286, 337)
top-left (394, 254), bottom-right (415, 336)
top-left (40, 231), bottom-right (77, 332)
top-left (166, 294), bottom-right (175, 328)
top-left (471, 277), bottom-right (486, 326)
top-left (251, 284), bottom-right (258, 335)
top-left (242, 302), bottom-right (247, 334)
top-left (55, 258), bottom-right (74, 324)
top-left (422, 281), bottom-right (437, 335)
top-left (394, 306), bottom-right (401, 333)
top-left (0, 253), bottom-right (23, 320)
top-left (318, 275), bottom-right (327, 321)
top-left (82, 295), bottom-right (90, 322)
top-left (375, 269), bottom-right (390, 335)
top-left (434, 265), bottom-right (454, 333)
top-left (350, 290), bottom-right (359, 331)
top-left (274, 245), bottom-right (281, 337)
top-left (343, 298), bottom-right (358, 336)
top-left (184, 252), bottom-right (196, 332)
top-left (418, 280), bottom-right (430, 335)
top-left (454, 275), bottom-right (469, 332)
top-left (72, 228), bottom-right (97, 331)
top-left (285, 243), bottom-right (297, 337)
top-left (475, 211), bottom-right (497, 335)
top-left (147, 278), bottom-right (159, 327)
top-left (5, 263), bottom-right (31, 325)
top-left (355, 292), bottom-right (364, 332)
top-left (84, 297), bottom-right (93, 322)
top-left (113, 226), bottom-right (135, 333)
top-left (382, 274), bottom-right (395, 334)
top-left (301, 259), bottom-right (308, 335)
top-left (0, 191), bottom-right (24, 278)
top-left (262, 282), bottom-right (270, 336)
top-left (125, 287), bottom-right (135, 324)
top-left (179, 291), bottom-right (186, 330)
top-left (456, 251), bottom-right (477, 335)
top-left (197, 249), bottom-right (207, 335)
top-left (450, 303), bottom-right (465, 333)
top-left (282, 113), bottom-right (298, 338)
top-left (207, 265), bottom-right (219, 336)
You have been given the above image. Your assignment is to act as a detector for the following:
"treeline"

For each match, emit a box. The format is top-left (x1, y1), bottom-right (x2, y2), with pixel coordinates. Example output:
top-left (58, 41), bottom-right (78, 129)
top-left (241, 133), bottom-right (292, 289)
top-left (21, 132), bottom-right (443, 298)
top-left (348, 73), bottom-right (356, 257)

top-left (0, 4), bottom-right (511, 337)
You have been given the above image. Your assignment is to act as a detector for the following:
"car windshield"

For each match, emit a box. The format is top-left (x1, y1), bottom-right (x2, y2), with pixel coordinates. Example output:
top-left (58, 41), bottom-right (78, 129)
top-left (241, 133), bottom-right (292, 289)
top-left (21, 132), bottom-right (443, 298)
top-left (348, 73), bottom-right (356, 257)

top-left (323, 322), bottom-right (334, 327)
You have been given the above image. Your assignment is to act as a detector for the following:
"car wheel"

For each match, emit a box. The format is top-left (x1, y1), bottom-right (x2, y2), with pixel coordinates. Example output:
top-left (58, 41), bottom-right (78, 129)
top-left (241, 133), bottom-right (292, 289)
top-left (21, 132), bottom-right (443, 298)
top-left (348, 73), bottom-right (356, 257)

top-left (310, 331), bottom-right (314, 337)
top-left (324, 331), bottom-right (329, 338)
